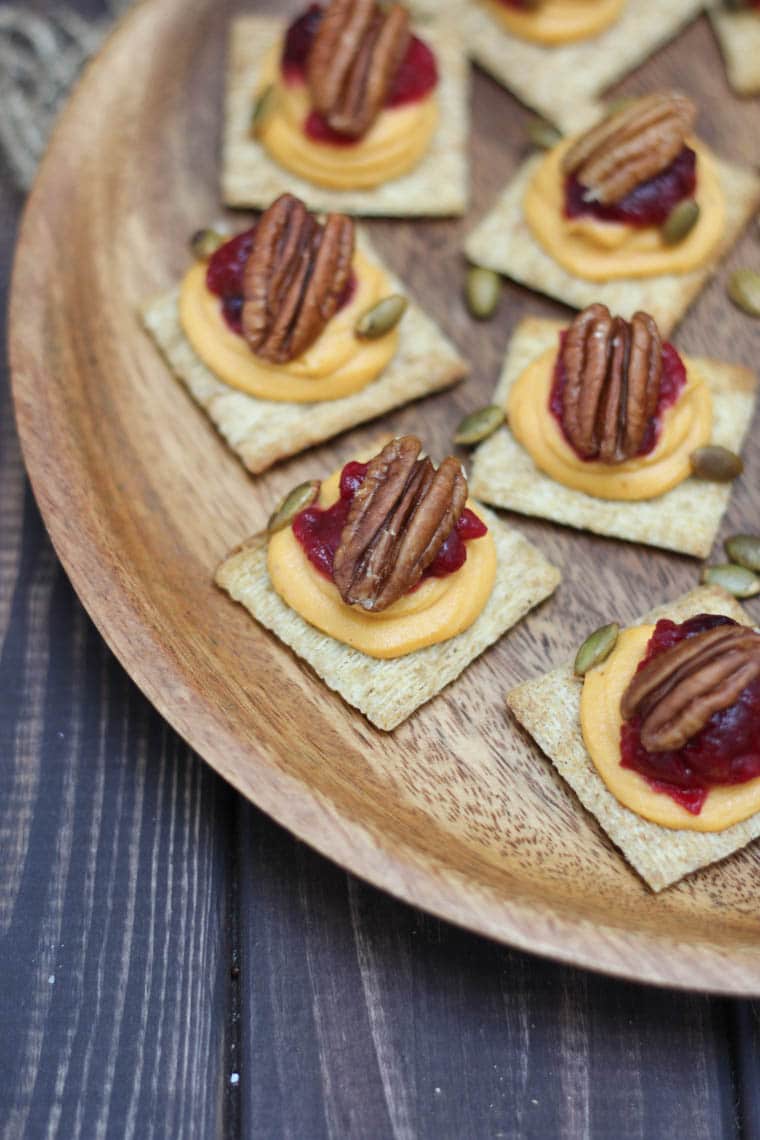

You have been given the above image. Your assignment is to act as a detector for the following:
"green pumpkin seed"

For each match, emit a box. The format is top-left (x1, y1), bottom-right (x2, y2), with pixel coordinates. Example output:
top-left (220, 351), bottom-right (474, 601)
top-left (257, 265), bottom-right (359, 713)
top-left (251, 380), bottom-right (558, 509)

top-left (605, 95), bottom-right (636, 116)
top-left (574, 623), bottom-right (620, 677)
top-left (465, 267), bottom-right (501, 320)
top-left (250, 84), bottom-right (277, 138)
top-left (727, 269), bottom-right (760, 317)
top-left (267, 479), bottom-right (321, 535)
top-left (725, 534), bottom-right (760, 573)
top-left (355, 294), bottom-right (407, 339)
top-left (526, 117), bottom-right (563, 151)
top-left (690, 445), bottom-right (744, 482)
top-left (662, 199), bottom-right (700, 245)
top-left (189, 228), bottom-right (225, 260)
top-left (454, 405), bottom-right (505, 446)
top-left (701, 563), bottom-right (760, 598)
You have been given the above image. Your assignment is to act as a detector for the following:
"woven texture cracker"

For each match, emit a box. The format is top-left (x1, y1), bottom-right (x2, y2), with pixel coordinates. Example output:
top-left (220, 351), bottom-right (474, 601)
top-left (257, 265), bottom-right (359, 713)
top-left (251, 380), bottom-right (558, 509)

top-left (469, 317), bottom-right (757, 558)
top-left (508, 586), bottom-right (760, 891)
top-left (709, 7), bottom-right (760, 95)
top-left (216, 506), bottom-right (560, 731)
top-left (465, 152), bottom-right (760, 336)
top-left (141, 235), bottom-right (467, 474)
top-left (222, 16), bottom-right (468, 216)
top-left (462, 0), bottom-right (702, 130)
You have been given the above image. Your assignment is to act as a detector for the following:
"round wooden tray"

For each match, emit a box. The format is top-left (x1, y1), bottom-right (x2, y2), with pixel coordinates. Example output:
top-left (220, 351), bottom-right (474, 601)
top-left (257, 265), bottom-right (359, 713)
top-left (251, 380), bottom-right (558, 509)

top-left (10, 0), bottom-right (760, 992)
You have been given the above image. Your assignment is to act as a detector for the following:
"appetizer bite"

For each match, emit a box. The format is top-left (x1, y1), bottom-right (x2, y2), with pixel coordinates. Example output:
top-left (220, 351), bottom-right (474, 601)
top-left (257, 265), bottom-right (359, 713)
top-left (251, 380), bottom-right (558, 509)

top-left (709, 0), bottom-right (760, 96)
top-left (465, 92), bottom-right (760, 333)
top-left (458, 0), bottom-right (702, 130)
top-left (216, 435), bottom-right (560, 729)
top-left (468, 304), bottom-right (758, 557)
top-left (142, 194), bottom-right (467, 473)
top-left (508, 586), bottom-right (760, 891)
top-left (223, 1), bottom-right (468, 215)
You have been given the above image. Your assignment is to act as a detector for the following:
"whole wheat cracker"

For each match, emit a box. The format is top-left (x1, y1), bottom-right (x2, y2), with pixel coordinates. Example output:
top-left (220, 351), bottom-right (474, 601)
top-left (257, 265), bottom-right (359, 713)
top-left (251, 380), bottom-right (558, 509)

top-left (507, 585), bottom-right (760, 891)
top-left (709, 7), bottom-right (760, 95)
top-left (462, 0), bottom-right (703, 131)
top-left (465, 152), bottom-right (760, 337)
top-left (141, 234), bottom-right (467, 474)
top-left (216, 503), bottom-right (560, 732)
top-left (469, 317), bottom-right (757, 559)
top-left (222, 16), bottom-right (468, 216)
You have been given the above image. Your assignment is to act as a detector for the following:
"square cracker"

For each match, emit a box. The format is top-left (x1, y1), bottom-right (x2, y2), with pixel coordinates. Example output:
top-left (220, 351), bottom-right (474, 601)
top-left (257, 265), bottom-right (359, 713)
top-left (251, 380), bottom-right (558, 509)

top-left (222, 16), bottom-right (469, 216)
top-left (141, 234), bottom-right (467, 474)
top-left (461, 0), bottom-right (703, 131)
top-left (507, 585), bottom-right (760, 891)
top-left (216, 505), bottom-right (560, 732)
top-left (465, 151), bottom-right (760, 336)
top-left (709, 7), bottom-right (760, 96)
top-left (469, 317), bottom-right (757, 559)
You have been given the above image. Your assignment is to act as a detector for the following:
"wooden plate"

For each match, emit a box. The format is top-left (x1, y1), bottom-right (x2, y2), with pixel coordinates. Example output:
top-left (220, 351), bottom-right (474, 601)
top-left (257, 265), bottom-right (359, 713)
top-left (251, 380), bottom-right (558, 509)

top-left (10, 0), bottom-right (760, 992)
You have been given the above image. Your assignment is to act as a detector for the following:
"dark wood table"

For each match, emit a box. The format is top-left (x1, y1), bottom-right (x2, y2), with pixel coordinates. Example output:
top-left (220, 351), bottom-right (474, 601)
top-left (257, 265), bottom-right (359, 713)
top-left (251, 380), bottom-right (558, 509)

top-left (3, 2), bottom-right (760, 1136)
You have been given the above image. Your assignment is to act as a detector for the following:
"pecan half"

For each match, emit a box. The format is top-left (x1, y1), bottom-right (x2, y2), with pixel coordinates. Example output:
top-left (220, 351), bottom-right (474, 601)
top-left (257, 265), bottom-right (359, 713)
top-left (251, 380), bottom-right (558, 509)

top-left (333, 436), bottom-right (467, 612)
top-left (307, 0), bottom-right (410, 138)
top-left (621, 623), bottom-right (760, 752)
top-left (560, 304), bottom-right (662, 464)
top-left (241, 194), bottom-right (354, 364)
top-left (562, 92), bottom-right (697, 205)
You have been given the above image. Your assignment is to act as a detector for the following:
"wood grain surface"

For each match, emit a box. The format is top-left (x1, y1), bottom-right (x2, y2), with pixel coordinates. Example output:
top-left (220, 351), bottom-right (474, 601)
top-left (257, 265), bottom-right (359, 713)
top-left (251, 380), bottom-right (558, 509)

top-left (8, 0), bottom-right (760, 997)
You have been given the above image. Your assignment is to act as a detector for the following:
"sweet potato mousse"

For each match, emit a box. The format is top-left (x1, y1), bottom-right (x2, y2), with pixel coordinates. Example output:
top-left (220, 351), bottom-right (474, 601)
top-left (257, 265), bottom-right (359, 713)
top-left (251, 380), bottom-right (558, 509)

top-left (268, 436), bottom-right (496, 658)
top-left (179, 194), bottom-right (398, 402)
top-left (507, 303), bottom-right (712, 501)
top-left (255, 1), bottom-right (439, 189)
top-left (524, 93), bottom-right (725, 281)
top-left (581, 615), bottom-right (760, 831)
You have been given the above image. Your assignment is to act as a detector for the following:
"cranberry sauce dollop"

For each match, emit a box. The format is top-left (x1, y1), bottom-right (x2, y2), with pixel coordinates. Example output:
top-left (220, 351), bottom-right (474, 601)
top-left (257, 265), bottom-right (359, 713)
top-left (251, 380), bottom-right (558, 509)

top-left (565, 146), bottom-right (697, 227)
top-left (281, 5), bottom-right (439, 145)
top-left (549, 332), bottom-right (687, 462)
top-left (292, 460), bottom-right (487, 587)
top-left (620, 615), bottom-right (760, 815)
top-left (205, 227), bottom-right (356, 336)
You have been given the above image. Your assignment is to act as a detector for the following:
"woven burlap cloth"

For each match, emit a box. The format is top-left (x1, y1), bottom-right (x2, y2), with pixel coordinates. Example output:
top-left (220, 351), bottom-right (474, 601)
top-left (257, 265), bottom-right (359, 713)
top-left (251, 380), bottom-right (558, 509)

top-left (0, 0), bottom-right (131, 189)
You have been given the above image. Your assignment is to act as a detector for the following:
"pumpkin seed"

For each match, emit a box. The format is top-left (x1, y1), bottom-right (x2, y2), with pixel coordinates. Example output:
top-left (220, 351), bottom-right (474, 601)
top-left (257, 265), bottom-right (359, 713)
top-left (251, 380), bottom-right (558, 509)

top-left (701, 563), bottom-right (760, 598)
top-left (189, 228), bottom-right (225, 260)
top-left (250, 83), bottom-right (277, 138)
top-left (727, 269), bottom-right (760, 317)
top-left (454, 405), bottom-right (505, 446)
top-left (526, 117), bottom-right (563, 151)
top-left (355, 294), bottom-right (407, 339)
top-left (662, 199), bottom-right (700, 245)
top-left (725, 533), bottom-right (760, 573)
top-left (690, 445), bottom-right (744, 482)
top-left (465, 267), bottom-right (501, 319)
top-left (267, 479), bottom-right (321, 534)
top-left (605, 95), bottom-right (636, 116)
top-left (574, 623), bottom-right (620, 677)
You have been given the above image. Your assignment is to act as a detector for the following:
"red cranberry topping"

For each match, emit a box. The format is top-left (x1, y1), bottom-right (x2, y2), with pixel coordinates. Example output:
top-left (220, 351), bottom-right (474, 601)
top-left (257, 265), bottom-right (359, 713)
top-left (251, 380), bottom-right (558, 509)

top-left (281, 5), bottom-right (438, 144)
top-left (565, 145), bottom-right (697, 227)
top-left (386, 35), bottom-right (438, 108)
top-left (205, 226), bottom-right (356, 336)
top-left (292, 459), bottom-right (487, 586)
top-left (281, 5), bottom-right (323, 84)
top-left (549, 333), bottom-right (687, 462)
top-left (620, 614), bottom-right (760, 815)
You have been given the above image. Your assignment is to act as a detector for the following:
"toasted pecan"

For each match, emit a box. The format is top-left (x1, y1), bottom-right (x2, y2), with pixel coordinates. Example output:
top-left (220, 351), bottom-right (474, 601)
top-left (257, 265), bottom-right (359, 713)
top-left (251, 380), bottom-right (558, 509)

top-left (333, 436), bottom-right (467, 612)
top-left (562, 92), bottom-right (696, 205)
top-left (621, 623), bottom-right (760, 752)
top-left (560, 304), bottom-right (662, 464)
top-left (241, 194), bottom-right (354, 365)
top-left (307, 0), bottom-right (410, 137)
